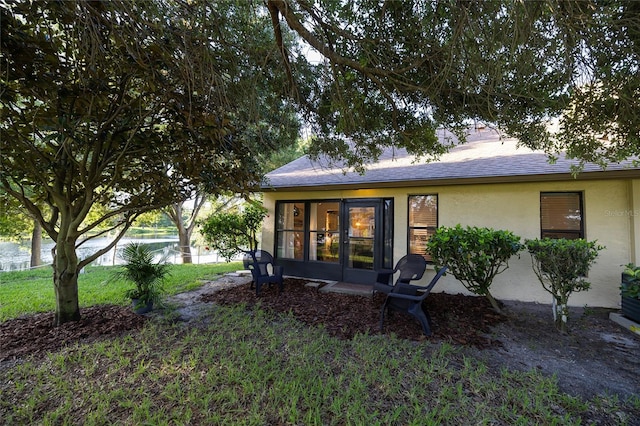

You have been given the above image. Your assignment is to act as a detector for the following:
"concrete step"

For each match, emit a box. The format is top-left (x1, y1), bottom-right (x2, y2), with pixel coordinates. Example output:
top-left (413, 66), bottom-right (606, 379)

top-left (609, 312), bottom-right (640, 337)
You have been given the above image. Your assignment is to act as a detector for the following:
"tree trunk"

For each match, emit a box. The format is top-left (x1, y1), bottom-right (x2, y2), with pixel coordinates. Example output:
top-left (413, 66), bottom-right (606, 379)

top-left (53, 239), bottom-right (81, 326)
top-left (165, 196), bottom-right (208, 265)
top-left (485, 291), bottom-right (503, 315)
top-left (555, 302), bottom-right (569, 334)
top-left (30, 218), bottom-right (42, 268)
top-left (166, 202), bottom-right (194, 264)
top-left (178, 226), bottom-right (192, 264)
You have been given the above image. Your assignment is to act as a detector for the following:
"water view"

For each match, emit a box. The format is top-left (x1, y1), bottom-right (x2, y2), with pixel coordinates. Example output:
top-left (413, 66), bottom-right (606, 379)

top-left (0, 236), bottom-right (226, 272)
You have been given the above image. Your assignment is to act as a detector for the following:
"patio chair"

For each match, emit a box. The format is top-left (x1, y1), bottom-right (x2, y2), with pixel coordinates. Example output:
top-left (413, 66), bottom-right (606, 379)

top-left (372, 254), bottom-right (428, 295)
top-left (379, 266), bottom-right (448, 336)
top-left (242, 250), bottom-right (284, 296)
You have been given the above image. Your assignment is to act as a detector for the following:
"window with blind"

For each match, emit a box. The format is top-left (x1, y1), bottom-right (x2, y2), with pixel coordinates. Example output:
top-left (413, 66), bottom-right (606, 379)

top-left (540, 192), bottom-right (584, 239)
top-left (408, 195), bottom-right (438, 260)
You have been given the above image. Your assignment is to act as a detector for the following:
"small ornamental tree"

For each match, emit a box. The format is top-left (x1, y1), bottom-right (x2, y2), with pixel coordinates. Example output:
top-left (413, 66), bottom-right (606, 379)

top-left (526, 238), bottom-right (604, 333)
top-left (200, 202), bottom-right (268, 261)
top-left (427, 225), bottom-right (524, 314)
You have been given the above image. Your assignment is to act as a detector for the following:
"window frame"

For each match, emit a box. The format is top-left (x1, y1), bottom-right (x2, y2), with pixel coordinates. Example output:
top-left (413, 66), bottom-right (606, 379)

top-left (540, 191), bottom-right (585, 240)
top-left (275, 201), bottom-right (307, 261)
top-left (407, 194), bottom-right (438, 261)
top-left (308, 200), bottom-right (341, 264)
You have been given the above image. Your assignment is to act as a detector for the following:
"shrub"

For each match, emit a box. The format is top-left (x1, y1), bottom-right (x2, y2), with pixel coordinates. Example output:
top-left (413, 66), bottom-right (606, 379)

top-left (200, 201), bottom-right (267, 260)
top-left (621, 263), bottom-right (640, 299)
top-left (526, 238), bottom-right (604, 333)
top-left (427, 225), bottom-right (524, 313)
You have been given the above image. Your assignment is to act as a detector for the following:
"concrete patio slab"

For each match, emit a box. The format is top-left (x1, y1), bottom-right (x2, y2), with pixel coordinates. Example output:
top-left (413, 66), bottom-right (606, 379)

top-left (319, 281), bottom-right (373, 297)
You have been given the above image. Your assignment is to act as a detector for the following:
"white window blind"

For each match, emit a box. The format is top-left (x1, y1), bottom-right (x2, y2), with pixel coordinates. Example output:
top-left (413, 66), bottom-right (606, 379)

top-left (408, 195), bottom-right (438, 260)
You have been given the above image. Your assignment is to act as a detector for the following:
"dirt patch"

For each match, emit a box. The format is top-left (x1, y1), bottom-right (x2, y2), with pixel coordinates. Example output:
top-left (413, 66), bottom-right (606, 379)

top-left (1, 276), bottom-right (638, 403)
top-left (471, 300), bottom-right (640, 401)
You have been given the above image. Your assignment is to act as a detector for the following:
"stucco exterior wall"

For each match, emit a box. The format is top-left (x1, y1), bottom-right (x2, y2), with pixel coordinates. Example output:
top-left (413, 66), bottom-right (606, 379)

top-left (262, 178), bottom-right (639, 308)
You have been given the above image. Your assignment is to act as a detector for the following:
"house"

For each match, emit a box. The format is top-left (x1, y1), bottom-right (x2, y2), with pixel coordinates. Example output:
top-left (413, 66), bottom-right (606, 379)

top-left (260, 128), bottom-right (640, 308)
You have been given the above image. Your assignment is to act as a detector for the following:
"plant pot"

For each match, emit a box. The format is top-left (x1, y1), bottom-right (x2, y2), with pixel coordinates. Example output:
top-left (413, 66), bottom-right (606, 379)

top-left (131, 298), bottom-right (153, 314)
top-left (621, 295), bottom-right (640, 323)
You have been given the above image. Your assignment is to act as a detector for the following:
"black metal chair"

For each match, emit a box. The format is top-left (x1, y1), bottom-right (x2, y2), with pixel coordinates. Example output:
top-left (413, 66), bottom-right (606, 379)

top-left (242, 250), bottom-right (284, 296)
top-left (379, 266), bottom-right (448, 336)
top-left (373, 254), bottom-right (428, 295)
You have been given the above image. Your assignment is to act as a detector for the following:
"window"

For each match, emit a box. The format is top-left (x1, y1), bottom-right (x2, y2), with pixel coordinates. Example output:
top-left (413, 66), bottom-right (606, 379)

top-left (309, 201), bottom-right (340, 263)
top-left (408, 195), bottom-right (438, 260)
top-left (540, 192), bottom-right (584, 239)
top-left (276, 202), bottom-right (305, 259)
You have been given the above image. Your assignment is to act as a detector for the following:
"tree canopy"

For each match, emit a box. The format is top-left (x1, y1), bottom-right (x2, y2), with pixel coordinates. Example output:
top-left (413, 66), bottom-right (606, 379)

top-left (0, 0), bottom-right (300, 324)
top-left (268, 0), bottom-right (640, 168)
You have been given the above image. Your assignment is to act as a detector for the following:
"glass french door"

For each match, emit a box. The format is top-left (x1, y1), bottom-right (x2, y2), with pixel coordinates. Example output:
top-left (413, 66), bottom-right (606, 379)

top-left (342, 200), bottom-right (382, 283)
top-left (274, 198), bottom-right (392, 284)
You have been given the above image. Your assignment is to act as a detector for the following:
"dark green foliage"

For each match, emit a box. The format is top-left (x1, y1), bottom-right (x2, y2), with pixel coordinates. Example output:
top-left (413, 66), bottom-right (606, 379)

top-left (427, 225), bottom-right (523, 313)
top-left (0, 191), bottom-right (32, 240)
top-left (621, 264), bottom-right (640, 299)
top-left (112, 243), bottom-right (171, 307)
top-left (0, 1), bottom-right (299, 324)
top-left (526, 238), bottom-right (603, 333)
top-left (200, 202), bottom-right (268, 261)
top-left (270, 0), bottom-right (640, 168)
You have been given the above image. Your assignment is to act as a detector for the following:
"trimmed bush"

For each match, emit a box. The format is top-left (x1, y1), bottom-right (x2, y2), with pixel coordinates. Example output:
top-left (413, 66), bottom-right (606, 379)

top-left (427, 225), bottom-right (523, 313)
top-left (526, 238), bottom-right (603, 333)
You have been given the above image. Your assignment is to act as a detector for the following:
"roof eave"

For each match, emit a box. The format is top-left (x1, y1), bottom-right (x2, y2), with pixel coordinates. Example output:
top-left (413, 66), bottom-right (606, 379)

top-left (261, 169), bottom-right (640, 192)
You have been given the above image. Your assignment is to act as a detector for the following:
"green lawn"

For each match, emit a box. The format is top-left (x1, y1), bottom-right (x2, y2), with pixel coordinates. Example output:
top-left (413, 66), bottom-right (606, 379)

top-left (0, 262), bottom-right (242, 321)
top-left (1, 265), bottom-right (638, 424)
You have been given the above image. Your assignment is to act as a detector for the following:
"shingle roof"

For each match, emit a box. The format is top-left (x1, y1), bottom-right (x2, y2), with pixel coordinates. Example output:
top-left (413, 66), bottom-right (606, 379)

top-left (262, 128), bottom-right (640, 190)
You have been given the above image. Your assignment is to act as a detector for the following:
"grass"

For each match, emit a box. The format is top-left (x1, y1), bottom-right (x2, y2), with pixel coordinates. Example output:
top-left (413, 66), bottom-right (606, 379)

top-left (0, 262), bottom-right (242, 321)
top-left (1, 267), bottom-right (639, 424)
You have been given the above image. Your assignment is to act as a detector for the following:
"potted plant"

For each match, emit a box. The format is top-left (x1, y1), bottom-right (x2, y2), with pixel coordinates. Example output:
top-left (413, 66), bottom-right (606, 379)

top-left (113, 243), bottom-right (171, 314)
top-left (621, 263), bottom-right (640, 323)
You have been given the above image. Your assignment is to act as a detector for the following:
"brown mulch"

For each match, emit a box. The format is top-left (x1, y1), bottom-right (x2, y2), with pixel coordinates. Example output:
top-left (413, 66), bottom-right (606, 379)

top-left (199, 278), bottom-right (505, 347)
top-left (0, 278), bottom-right (502, 365)
top-left (0, 304), bottom-right (147, 363)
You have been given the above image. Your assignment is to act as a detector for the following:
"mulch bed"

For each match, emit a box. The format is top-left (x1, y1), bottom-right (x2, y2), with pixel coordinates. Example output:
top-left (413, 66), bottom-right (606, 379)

top-left (0, 278), bottom-right (505, 364)
top-left (200, 278), bottom-right (505, 347)
top-left (0, 305), bottom-right (147, 362)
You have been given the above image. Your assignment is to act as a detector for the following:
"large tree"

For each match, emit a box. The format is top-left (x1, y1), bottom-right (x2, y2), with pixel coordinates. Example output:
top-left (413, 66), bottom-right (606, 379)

top-left (267, 0), bottom-right (640, 169)
top-left (163, 194), bottom-right (207, 265)
top-left (1, 0), bottom-right (300, 325)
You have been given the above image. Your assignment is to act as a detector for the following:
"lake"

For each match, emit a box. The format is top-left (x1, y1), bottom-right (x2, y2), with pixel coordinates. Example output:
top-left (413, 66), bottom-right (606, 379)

top-left (0, 236), bottom-right (227, 271)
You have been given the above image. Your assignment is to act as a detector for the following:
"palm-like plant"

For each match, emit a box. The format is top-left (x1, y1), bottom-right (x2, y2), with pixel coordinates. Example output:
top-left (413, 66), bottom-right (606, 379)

top-left (113, 243), bottom-right (171, 310)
